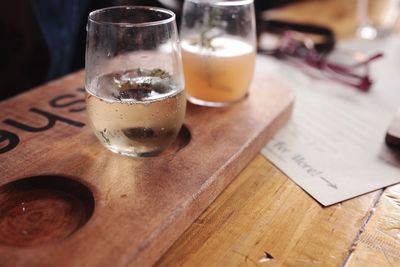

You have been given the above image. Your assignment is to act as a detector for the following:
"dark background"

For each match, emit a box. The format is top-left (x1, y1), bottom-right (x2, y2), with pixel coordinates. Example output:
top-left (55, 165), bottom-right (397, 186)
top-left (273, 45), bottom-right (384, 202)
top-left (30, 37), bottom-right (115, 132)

top-left (0, 0), bottom-right (297, 101)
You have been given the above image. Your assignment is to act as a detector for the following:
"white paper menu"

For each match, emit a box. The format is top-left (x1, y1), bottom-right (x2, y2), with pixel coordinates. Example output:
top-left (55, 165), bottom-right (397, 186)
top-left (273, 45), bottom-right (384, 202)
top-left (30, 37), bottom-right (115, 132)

top-left (260, 37), bottom-right (400, 206)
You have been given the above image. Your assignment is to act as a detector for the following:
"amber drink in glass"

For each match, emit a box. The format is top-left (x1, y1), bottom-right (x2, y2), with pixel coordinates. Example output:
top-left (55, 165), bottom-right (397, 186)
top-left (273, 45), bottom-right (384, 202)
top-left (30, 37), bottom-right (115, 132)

top-left (180, 0), bottom-right (256, 107)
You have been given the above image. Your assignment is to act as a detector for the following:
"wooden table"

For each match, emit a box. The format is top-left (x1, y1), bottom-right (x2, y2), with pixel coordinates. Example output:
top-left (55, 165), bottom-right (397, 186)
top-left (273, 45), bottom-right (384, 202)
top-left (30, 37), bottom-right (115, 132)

top-left (156, 0), bottom-right (400, 266)
top-left (1, 1), bottom-right (399, 266)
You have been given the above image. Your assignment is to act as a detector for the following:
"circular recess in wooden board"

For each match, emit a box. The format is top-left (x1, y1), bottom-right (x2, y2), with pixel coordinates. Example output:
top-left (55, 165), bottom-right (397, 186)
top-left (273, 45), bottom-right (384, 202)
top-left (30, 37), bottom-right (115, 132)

top-left (0, 175), bottom-right (94, 247)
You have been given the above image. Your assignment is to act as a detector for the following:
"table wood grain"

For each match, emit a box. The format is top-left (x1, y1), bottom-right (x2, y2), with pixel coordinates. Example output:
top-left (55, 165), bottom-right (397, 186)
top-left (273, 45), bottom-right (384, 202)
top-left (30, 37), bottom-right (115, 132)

top-left (156, 0), bottom-right (400, 266)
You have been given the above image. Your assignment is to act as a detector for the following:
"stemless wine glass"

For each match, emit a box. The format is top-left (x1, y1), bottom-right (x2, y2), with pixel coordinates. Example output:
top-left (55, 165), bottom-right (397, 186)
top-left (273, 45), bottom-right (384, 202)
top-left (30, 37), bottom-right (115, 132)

top-left (85, 6), bottom-right (186, 157)
top-left (180, 0), bottom-right (256, 107)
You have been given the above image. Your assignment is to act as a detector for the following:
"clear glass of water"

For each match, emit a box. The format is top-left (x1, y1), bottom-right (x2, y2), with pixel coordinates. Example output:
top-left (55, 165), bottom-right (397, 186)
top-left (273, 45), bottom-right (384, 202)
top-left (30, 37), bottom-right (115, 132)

top-left (85, 6), bottom-right (186, 157)
top-left (180, 0), bottom-right (256, 107)
top-left (357, 0), bottom-right (400, 39)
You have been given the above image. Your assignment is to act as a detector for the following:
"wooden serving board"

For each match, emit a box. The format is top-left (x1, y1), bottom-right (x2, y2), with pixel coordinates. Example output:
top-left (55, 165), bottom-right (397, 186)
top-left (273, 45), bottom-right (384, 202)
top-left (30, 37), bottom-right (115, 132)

top-left (0, 57), bottom-right (294, 267)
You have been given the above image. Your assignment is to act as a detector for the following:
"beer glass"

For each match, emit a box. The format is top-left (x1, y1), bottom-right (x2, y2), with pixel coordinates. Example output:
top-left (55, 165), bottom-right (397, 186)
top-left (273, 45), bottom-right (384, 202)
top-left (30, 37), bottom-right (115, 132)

top-left (85, 6), bottom-right (186, 157)
top-left (357, 0), bottom-right (400, 39)
top-left (180, 0), bottom-right (256, 107)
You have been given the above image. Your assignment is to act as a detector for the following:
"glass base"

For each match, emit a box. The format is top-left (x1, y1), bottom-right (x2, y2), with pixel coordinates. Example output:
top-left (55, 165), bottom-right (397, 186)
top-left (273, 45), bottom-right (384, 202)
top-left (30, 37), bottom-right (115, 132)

top-left (107, 145), bottom-right (166, 158)
top-left (357, 24), bottom-right (393, 40)
top-left (187, 94), bottom-right (247, 107)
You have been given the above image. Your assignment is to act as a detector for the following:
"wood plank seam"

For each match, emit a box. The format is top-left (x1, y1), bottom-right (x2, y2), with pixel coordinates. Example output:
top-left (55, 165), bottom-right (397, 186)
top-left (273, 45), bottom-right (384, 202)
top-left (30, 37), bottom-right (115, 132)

top-left (341, 189), bottom-right (385, 267)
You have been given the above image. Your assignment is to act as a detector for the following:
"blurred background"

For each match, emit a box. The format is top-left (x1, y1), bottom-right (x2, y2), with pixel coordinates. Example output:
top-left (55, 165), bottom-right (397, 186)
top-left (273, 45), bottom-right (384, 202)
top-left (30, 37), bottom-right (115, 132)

top-left (0, 0), bottom-right (297, 101)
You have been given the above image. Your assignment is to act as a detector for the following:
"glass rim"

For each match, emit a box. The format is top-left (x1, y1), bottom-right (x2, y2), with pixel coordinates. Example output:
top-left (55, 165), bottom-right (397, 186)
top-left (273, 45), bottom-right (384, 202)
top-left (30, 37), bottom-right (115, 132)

top-left (187, 0), bottom-right (253, 6)
top-left (88, 6), bottom-right (176, 27)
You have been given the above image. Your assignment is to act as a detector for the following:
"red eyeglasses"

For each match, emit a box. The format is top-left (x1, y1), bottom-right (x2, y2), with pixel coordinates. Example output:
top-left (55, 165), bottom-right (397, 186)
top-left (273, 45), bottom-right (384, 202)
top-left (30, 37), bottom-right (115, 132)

top-left (257, 20), bottom-right (384, 91)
